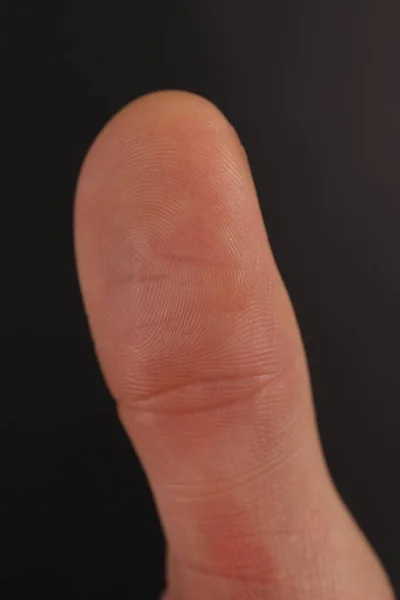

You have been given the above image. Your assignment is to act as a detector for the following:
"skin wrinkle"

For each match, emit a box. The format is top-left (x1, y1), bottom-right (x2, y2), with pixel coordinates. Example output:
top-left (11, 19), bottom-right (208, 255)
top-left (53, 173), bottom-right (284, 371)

top-left (115, 352), bottom-right (304, 415)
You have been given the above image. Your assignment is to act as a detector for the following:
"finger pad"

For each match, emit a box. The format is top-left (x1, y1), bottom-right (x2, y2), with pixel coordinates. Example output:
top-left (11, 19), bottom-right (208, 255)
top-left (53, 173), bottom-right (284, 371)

top-left (75, 91), bottom-right (299, 411)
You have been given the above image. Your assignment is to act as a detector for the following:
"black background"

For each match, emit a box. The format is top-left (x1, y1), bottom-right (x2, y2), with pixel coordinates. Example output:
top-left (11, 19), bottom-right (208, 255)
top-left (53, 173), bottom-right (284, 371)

top-left (1, 1), bottom-right (400, 597)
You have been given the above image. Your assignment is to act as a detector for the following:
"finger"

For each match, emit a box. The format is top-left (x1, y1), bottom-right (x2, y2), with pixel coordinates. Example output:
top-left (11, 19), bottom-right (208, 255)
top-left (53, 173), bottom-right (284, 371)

top-left (75, 91), bottom-right (393, 600)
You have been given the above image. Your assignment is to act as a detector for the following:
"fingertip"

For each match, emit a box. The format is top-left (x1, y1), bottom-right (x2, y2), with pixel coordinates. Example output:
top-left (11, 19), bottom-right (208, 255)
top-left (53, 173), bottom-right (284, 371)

top-left (75, 89), bottom-right (283, 410)
top-left (76, 90), bottom-right (247, 201)
top-left (75, 88), bottom-right (255, 305)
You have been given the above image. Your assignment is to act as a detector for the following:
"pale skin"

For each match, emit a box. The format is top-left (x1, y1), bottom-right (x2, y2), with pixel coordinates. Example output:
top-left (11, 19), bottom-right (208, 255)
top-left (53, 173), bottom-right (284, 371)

top-left (74, 91), bottom-right (395, 600)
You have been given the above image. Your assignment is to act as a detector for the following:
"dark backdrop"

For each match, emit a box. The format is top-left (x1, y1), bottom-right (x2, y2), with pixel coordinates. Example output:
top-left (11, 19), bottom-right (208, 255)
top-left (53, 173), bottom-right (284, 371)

top-left (1, 1), bottom-right (399, 597)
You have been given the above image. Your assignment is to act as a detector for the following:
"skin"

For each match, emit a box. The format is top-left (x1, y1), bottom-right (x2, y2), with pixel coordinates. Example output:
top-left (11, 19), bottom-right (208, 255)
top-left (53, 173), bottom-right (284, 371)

top-left (74, 91), bottom-right (395, 600)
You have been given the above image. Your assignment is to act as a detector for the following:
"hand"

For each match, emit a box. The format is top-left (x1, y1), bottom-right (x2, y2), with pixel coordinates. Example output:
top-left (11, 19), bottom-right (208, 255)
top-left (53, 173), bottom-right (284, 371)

top-left (74, 91), bottom-right (394, 599)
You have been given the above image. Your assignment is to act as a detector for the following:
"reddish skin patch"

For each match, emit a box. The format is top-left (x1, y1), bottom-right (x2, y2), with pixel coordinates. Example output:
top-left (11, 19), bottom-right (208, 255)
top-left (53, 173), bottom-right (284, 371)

top-left (189, 491), bottom-right (278, 585)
